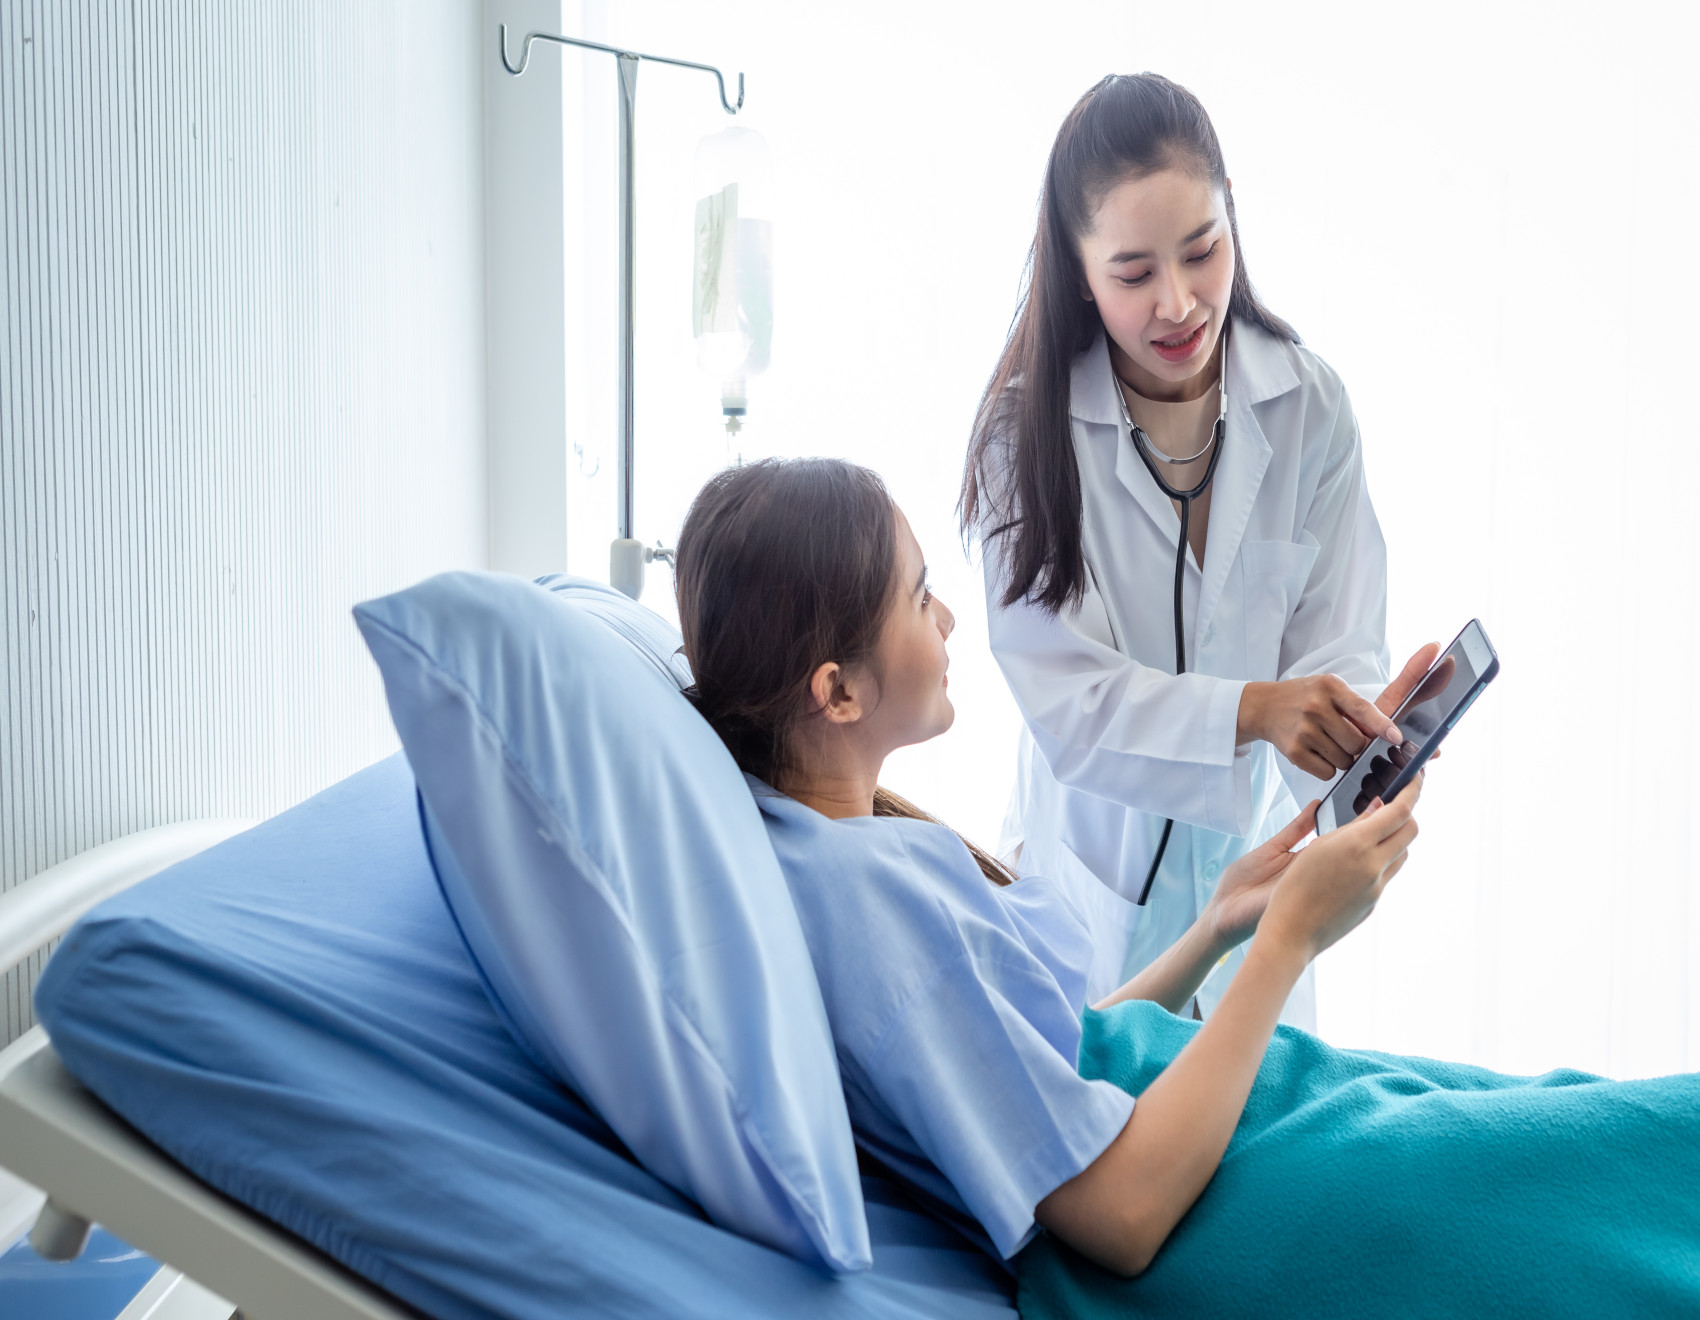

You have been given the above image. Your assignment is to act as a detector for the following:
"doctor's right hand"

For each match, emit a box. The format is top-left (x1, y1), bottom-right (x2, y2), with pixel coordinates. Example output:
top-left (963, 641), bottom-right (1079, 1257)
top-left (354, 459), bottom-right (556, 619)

top-left (1261, 774), bottom-right (1421, 963)
top-left (1237, 674), bottom-right (1402, 780)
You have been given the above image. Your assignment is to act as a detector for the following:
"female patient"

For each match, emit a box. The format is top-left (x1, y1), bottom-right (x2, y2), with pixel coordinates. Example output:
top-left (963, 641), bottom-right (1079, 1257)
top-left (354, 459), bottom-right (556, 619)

top-left (675, 457), bottom-right (1700, 1313)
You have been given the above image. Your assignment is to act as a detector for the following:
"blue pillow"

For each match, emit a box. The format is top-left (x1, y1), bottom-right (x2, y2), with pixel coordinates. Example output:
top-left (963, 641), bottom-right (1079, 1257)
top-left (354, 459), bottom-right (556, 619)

top-left (353, 572), bottom-right (871, 1273)
top-left (533, 574), bottom-right (693, 689)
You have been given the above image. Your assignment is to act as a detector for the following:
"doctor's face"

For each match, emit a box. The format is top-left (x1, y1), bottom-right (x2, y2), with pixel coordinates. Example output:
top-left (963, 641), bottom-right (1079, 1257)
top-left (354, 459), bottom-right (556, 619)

top-left (1078, 166), bottom-right (1236, 400)
top-left (868, 509), bottom-right (956, 751)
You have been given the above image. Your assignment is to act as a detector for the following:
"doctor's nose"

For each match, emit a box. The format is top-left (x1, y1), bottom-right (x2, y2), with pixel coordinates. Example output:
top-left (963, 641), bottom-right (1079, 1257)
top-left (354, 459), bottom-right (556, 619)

top-left (935, 597), bottom-right (955, 639)
top-left (1152, 266), bottom-right (1195, 327)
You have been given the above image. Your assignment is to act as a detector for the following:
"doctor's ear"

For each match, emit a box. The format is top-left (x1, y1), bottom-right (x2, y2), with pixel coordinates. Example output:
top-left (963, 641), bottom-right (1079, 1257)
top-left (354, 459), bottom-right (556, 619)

top-left (808, 661), bottom-right (869, 725)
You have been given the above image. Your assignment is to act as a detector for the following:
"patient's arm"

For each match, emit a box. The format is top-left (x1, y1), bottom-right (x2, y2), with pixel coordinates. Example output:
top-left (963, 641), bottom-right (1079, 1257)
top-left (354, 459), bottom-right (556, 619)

top-left (1036, 780), bottom-right (1421, 1277)
top-left (1037, 934), bottom-right (1305, 1275)
top-left (1094, 802), bottom-right (1321, 1015)
top-left (1095, 914), bottom-right (1233, 1016)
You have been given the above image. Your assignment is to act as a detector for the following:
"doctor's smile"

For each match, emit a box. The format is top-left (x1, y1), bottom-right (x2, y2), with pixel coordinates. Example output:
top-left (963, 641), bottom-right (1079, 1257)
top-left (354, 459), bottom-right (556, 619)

top-left (1150, 320), bottom-right (1208, 361)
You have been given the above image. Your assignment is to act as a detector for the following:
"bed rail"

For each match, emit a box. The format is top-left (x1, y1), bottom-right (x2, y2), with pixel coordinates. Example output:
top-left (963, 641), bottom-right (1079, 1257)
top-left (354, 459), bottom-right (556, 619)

top-left (0, 820), bottom-right (257, 1315)
top-left (0, 1034), bottom-right (420, 1317)
top-left (0, 820), bottom-right (255, 976)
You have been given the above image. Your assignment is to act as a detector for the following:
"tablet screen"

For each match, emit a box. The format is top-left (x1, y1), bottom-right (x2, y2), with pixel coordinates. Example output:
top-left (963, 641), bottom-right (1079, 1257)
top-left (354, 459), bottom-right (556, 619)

top-left (1320, 624), bottom-right (1492, 830)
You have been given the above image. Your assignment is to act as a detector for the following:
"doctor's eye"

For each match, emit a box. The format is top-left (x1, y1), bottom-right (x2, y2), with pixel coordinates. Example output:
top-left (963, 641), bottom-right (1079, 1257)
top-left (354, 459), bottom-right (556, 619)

top-left (921, 584), bottom-right (934, 606)
top-left (1186, 240), bottom-right (1221, 264)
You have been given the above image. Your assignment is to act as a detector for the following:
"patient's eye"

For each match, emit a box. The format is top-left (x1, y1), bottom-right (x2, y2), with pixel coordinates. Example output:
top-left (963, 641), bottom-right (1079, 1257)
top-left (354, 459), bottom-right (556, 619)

top-left (1117, 269), bottom-right (1152, 287)
top-left (1186, 240), bottom-right (1220, 264)
top-left (921, 583), bottom-right (934, 607)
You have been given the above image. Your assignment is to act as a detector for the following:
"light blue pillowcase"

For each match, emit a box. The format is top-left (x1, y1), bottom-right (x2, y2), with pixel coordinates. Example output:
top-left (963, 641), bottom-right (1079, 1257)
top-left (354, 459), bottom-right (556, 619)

top-left (353, 572), bottom-right (871, 1273)
top-left (533, 573), bottom-right (694, 689)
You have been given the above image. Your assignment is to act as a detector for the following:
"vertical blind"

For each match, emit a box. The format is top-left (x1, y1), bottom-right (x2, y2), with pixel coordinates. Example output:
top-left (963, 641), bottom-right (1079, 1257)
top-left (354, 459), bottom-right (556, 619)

top-left (0, 0), bottom-right (487, 1044)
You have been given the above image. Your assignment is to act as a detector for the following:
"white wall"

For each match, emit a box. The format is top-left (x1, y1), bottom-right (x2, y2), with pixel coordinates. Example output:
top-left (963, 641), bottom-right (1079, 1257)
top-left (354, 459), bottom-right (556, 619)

top-left (485, 0), bottom-right (572, 577)
top-left (560, 1), bottom-right (1700, 1078)
top-left (1150, 0), bottom-right (1700, 1080)
top-left (0, 0), bottom-right (488, 1043)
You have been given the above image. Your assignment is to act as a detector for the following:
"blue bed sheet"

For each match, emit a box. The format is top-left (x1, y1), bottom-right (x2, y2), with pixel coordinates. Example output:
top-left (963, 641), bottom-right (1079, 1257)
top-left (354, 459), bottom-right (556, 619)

top-left (34, 755), bottom-right (1016, 1320)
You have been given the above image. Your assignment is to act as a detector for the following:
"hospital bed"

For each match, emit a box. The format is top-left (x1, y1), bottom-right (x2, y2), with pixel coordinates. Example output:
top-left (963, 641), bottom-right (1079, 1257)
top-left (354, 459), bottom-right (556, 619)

top-left (0, 756), bottom-right (1019, 1320)
top-left (0, 818), bottom-right (449, 1319)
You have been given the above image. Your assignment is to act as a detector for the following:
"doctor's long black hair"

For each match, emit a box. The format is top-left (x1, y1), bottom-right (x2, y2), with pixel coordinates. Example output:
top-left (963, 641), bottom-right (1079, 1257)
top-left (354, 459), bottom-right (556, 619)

top-left (961, 73), bottom-right (1298, 614)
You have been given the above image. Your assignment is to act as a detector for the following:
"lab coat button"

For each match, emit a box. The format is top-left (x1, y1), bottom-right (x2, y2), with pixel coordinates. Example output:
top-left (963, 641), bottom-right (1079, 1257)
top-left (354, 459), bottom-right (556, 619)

top-left (1204, 860), bottom-right (1221, 881)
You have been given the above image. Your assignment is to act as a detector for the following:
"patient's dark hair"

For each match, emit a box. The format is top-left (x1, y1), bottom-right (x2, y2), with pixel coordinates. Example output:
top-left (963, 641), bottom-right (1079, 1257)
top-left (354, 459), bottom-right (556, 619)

top-left (676, 457), bottom-right (1012, 886)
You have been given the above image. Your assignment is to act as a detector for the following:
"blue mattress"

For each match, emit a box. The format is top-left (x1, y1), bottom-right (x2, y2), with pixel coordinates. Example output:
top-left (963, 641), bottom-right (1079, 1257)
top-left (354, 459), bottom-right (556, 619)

top-left (35, 755), bottom-right (1016, 1320)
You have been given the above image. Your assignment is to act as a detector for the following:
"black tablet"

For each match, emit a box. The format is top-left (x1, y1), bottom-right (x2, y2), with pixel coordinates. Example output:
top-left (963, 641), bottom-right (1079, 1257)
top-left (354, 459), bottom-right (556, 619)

top-left (1315, 619), bottom-right (1500, 834)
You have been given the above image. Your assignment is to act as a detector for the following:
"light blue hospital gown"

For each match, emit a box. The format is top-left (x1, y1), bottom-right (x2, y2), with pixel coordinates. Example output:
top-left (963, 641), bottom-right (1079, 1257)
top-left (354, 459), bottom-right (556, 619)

top-left (751, 778), bottom-right (1135, 1260)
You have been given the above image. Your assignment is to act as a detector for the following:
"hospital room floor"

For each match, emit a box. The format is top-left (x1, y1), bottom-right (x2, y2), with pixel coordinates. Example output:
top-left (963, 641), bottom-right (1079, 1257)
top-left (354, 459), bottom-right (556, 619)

top-left (0, 1225), bottom-right (158, 1319)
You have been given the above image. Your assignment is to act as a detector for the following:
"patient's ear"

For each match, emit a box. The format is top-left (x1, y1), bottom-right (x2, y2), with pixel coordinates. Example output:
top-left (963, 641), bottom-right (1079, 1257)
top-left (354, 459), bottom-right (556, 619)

top-left (809, 661), bottom-right (867, 725)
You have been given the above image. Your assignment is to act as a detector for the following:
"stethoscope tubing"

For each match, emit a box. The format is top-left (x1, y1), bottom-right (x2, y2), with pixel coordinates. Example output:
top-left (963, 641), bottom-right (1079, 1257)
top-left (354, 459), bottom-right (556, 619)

top-left (1115, 365), bottom-right (1228, 907)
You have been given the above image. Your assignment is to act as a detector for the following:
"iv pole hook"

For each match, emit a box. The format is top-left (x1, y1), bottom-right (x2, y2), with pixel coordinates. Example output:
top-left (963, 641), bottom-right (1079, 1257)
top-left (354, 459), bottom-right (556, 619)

top-left (497, 25), bottom-right (745, 114)
top-left (496, 23), bottom-right (744, 597)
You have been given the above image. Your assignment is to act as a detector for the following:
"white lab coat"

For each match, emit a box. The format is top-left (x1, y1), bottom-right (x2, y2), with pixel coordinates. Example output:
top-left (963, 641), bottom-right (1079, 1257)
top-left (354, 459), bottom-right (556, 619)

top-left (981, 320), bottom-right (1389, 1025)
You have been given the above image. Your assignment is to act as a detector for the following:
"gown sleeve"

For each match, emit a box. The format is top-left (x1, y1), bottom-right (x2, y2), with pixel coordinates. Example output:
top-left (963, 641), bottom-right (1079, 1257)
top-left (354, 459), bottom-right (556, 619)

top-left (828, 818), bottom-right (1135, 1259)
top-left (862, 936), bottom-right (1135, 1258)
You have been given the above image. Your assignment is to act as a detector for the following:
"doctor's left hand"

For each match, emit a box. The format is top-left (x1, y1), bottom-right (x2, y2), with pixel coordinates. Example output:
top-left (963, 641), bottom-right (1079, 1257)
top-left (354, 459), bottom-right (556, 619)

top-left (1205, 801), bottom-right (1320, 950)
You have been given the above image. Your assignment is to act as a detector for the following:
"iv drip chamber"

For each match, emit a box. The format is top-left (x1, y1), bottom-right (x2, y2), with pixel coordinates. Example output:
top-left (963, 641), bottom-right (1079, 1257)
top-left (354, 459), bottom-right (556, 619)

top-left (693, 126), bottom-right (773, 434)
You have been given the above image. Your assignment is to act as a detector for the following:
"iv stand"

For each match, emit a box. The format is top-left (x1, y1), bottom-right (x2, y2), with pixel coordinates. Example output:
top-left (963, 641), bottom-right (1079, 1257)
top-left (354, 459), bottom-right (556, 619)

top-left (498, 25), bottom-right (745, 600)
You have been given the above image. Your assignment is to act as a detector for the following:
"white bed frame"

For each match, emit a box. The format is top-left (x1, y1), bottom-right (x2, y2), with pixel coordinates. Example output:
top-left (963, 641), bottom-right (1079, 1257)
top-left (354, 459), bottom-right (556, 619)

top-left (0, 823), bottom-right (421, 1320)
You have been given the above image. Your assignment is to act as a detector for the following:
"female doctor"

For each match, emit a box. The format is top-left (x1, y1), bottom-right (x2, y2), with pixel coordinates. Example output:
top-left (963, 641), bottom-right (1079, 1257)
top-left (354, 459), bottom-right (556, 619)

top-left (962, 73), bottom-right (1434, 1025)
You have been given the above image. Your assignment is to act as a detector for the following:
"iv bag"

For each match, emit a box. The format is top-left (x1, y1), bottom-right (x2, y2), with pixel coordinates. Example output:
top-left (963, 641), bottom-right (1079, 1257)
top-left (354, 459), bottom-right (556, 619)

top-left (693, 126), bottom-right (773, 434)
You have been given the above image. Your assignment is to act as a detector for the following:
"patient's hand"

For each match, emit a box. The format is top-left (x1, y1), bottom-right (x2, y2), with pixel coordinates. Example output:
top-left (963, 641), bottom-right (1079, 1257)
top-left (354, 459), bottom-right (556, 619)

top-left (1205, 802), bottom-right (1320, 949)
top-left (1263, 774), bottom-right (1421, 962)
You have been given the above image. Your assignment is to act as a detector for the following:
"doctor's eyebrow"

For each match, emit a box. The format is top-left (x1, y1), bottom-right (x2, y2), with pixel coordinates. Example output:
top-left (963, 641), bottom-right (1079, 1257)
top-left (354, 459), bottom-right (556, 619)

top-left (914, 565), bottom-right (929, 597)
top-left (1106, 218), bottom-right (1219, 264)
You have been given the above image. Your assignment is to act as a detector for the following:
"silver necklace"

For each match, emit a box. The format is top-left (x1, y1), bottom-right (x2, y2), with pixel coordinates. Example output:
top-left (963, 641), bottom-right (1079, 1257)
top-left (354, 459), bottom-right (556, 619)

top-left (1114, 366), bottom-right (1227, 467)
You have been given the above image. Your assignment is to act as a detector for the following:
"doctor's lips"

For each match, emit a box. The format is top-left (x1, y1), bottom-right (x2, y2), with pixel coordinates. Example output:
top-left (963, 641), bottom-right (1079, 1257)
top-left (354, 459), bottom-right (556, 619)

top-left (1151, 321), bottom-right (1207, 363)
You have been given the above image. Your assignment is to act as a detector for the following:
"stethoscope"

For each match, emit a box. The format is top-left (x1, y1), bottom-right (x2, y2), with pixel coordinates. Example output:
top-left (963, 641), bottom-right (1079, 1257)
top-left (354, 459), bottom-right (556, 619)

top-left (1113, 339), bottom-right (1228, 906)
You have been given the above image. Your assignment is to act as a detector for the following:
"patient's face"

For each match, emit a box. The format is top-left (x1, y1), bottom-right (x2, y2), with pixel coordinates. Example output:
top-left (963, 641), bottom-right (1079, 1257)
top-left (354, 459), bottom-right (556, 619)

top-left (868, 509), bottom-right (956, 750)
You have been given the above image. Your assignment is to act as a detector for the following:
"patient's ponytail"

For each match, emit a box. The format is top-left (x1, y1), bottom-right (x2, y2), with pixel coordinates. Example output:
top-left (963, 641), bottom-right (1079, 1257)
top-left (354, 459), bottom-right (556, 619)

top-left (676, 458), bottom-right (1013, 888)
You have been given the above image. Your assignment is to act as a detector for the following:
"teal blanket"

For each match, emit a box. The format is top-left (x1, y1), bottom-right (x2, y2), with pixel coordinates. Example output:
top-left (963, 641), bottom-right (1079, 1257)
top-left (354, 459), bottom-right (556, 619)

top-left (1018, 1001), bottom-right (1700, 1318)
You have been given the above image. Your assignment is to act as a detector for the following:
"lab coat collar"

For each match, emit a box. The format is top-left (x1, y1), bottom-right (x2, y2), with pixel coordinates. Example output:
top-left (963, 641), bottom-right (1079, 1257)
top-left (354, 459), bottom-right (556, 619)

top-left (1083, 319), bottom-right (1294, 653)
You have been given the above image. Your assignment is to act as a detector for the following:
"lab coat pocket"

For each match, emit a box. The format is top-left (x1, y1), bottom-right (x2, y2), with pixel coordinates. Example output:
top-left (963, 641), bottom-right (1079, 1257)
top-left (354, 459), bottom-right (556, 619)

top-left (1240, 536), bottom-right (1321, 675)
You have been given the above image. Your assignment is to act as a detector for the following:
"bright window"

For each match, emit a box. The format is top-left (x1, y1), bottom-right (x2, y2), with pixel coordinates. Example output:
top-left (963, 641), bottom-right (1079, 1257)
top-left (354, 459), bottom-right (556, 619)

top-left (563, 0), bottom-right (1700, 1079)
